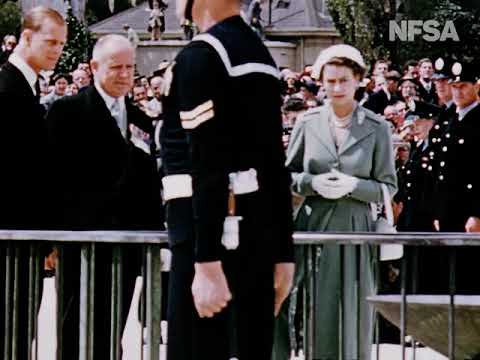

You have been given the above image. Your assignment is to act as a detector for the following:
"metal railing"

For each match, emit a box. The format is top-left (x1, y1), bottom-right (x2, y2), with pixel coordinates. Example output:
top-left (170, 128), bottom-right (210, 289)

top-left (2, 230), bottom-right (480, 360)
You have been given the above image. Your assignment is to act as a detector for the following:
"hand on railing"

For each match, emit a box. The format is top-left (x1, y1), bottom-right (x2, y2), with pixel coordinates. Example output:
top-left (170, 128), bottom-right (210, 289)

top-left (274, 262), bottom-right (295, 317)
top-left (192, 261), bottom-right (232, 318)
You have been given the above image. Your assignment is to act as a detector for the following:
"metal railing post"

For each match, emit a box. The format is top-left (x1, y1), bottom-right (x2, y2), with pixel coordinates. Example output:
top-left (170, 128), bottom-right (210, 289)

top-left (448, 249), bottom-right (456, 360)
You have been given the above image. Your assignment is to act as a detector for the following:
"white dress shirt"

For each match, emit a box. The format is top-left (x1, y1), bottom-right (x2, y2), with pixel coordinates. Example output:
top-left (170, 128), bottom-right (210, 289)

top-left (457, 100), bottom-right (479, 121)
top-left (95, 82), bottom-right (127, 138)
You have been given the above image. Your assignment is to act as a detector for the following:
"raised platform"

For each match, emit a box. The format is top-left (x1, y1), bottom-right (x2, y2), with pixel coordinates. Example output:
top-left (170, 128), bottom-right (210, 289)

top-left (369, 295), bottom-right (480, 359)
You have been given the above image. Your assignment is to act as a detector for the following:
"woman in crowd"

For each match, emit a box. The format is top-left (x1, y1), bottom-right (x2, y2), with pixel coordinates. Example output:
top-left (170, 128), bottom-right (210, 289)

top-left (285, 44), bottom-right (397, 360)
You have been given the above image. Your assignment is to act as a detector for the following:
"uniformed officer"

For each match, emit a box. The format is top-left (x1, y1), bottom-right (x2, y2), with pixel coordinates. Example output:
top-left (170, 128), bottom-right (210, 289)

top-left (161, 1), bottom-right (295, 359)
top-left (433, 59), bottom-right (480, 294)
top-left (399, 58), bottom-right (457, 294)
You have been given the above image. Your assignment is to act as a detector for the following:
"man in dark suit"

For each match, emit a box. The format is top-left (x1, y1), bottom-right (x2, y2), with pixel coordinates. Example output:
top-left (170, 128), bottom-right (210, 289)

top-left (0, 7), bottom-right (66, 359)
top-left (45, 34), bottom-right (164, 358)
top-left (417, 58), bottom-right (439, 105)
top-left (432, 60), bottom-right (480, 293)
top-left (398, 76), bottom-right (440, 120)
top-left (363, 70), bottom-right (401, 114)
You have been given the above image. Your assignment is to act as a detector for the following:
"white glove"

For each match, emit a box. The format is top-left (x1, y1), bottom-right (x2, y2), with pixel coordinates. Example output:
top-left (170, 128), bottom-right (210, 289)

top-left (331, 169), bottom-right (359, 194)
top-left (311, 170), bottom-right (359, 199)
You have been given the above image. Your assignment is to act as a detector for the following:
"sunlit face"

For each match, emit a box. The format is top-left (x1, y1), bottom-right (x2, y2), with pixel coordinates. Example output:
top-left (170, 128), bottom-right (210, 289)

top-left (419, 61), bottom-right (433, 79)
top-left (133, 86), bottom-right (147, 103)
top-left (72, 69), bottom-right (90, 89)
top-left (24, 19), bottom-right (67, 73)
top-left (150, 77), bottom-right (163, 100)
top-left (373, 76), bottom-right (386, 92)
top-left (91, 45), bottom-right (135, 98)
top-left (322, 64), bottom-right (359, 109)
top-left (78, 63), bottom-right (91, 76)
top-left (4, 35), bottom-right (17, 51)
top-left (400, 81), bottom-right (417, 100)
top-left (66, 83), bottom-right (78, 96)
top-left (374, 62), bottom-right (388, 76)
top-left (451, 81), bottom-right (479, 109)
top-left (54, 77), bottom-right (68, 96)
top-left (434, 78), bottom-right (452, 103)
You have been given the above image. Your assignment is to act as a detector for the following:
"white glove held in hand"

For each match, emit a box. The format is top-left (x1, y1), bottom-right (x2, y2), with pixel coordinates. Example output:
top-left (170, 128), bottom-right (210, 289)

top-left (311, 170), bottom-right (359, 199)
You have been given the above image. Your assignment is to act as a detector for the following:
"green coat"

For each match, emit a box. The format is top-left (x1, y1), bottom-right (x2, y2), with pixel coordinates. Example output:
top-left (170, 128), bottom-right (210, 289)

top-left (285, 104), bottom-right (397, 360)
top-left (286, 104), bottom-right (397, 232)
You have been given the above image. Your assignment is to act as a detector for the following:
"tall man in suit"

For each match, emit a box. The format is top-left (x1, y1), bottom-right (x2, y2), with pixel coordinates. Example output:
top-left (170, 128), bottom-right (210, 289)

top-left (45, 34), bottom-right (164, 358)
top-left (0, 7), bottom-right (66, 359)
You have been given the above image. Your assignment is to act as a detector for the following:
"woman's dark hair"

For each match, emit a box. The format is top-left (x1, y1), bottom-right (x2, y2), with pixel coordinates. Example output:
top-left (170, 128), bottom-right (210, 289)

top-left (320, 57), bottom-right (366, 81)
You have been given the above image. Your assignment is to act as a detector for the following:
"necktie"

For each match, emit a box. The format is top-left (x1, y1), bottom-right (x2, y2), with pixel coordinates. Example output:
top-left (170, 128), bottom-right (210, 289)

top-left (34, 80), bottom-right (41, 100)
top-left (110, 98), bottom-right (126, 138)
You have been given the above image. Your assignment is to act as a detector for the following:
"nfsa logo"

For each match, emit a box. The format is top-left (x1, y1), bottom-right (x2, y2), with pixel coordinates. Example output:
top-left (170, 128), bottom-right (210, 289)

top-left (389, 20), bottom-right (460, 42)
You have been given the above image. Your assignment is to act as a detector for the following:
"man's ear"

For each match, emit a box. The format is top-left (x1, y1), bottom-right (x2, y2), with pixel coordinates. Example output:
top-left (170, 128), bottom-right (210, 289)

top-left (474, 82), bottom-right (480, 95)
top-left (90, 60), bottom-right (98, 75)
top-left (20, 29), bottom-right (32, 46)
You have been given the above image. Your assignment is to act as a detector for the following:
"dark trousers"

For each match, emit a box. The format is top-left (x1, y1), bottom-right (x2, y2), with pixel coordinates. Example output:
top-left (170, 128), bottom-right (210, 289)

top-left (167, 239), bottom-right (275, 360)
top-left (61, 243), bottom-right (144, 359)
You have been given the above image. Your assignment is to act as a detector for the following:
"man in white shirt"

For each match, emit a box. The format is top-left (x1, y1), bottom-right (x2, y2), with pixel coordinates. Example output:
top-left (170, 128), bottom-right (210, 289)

top-left (45, 34), bottom-right (163, 359)
top-left (0, 6), bottom-right (66, 359)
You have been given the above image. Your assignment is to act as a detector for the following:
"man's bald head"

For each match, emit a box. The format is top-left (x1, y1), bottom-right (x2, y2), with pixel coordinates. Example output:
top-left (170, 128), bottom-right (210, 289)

top-left (90, 35), bottom-right (135, 98)
top-left (150, 76), bottom-right (164, 100)
top-left (92, 35), bottom-right (135, 63)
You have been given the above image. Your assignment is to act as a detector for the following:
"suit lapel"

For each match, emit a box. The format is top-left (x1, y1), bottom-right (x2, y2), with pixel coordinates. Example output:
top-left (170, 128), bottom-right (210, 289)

top-left (85, 86), bottom-right (127, 145)
top-left (338, 106), bottom-right (375, 155)
top-left (3, 62), bottom-right (37, 101)
top-left (309, 107), bottom-right (338, 159)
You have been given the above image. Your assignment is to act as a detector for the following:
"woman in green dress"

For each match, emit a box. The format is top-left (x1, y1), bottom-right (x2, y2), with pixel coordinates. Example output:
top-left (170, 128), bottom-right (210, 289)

top-left (285, 44), bottom-right (397, 360)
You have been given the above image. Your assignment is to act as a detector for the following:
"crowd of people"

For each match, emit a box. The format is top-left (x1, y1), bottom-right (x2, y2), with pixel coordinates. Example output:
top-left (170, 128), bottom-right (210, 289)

top-left (1, 0), bottom-right (480, 359)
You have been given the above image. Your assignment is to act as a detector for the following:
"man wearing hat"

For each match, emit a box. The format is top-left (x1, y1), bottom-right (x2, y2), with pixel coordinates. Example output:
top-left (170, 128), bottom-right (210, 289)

top-left (364, 69), bottom-right (401, 114)
top-left (161, 0), bottom-right (294, 359)
top-left (432, 58), bottom-right (480, 293)
top-left (398, 75), bottom-right (440, 120)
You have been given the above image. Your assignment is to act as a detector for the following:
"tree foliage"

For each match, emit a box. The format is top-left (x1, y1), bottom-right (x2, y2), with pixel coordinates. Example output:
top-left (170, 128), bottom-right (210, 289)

top-left (56, 5), bottom-right (94, 73)
top-left (327, 0), bottom-right (480, 70)
top-left (0, 1), bottom-right (21, 38)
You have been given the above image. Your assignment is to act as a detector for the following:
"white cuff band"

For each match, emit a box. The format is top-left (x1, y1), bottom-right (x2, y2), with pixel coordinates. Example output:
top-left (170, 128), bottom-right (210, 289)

top-left (162, 174), bottom-right (193, 201)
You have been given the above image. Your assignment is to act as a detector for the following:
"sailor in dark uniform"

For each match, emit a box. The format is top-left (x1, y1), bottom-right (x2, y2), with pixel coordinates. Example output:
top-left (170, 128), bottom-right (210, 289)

top-left (161, 1), bottom-right (294, 359)
top-left (433, 60), bottom-right (480, 294)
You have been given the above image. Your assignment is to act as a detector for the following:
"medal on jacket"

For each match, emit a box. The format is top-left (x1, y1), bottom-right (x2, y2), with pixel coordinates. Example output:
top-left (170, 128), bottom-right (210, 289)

top-left (221, 183), bottom-right (242, 250)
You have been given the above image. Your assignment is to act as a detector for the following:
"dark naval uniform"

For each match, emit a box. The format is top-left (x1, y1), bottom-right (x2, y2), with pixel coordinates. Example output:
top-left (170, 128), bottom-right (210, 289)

top-left (433, 101), bottom-right (480, 294)
top-left (161, 15), bottom-right (294, 360)
top-left (396, 103), bottom-right (454, 294)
